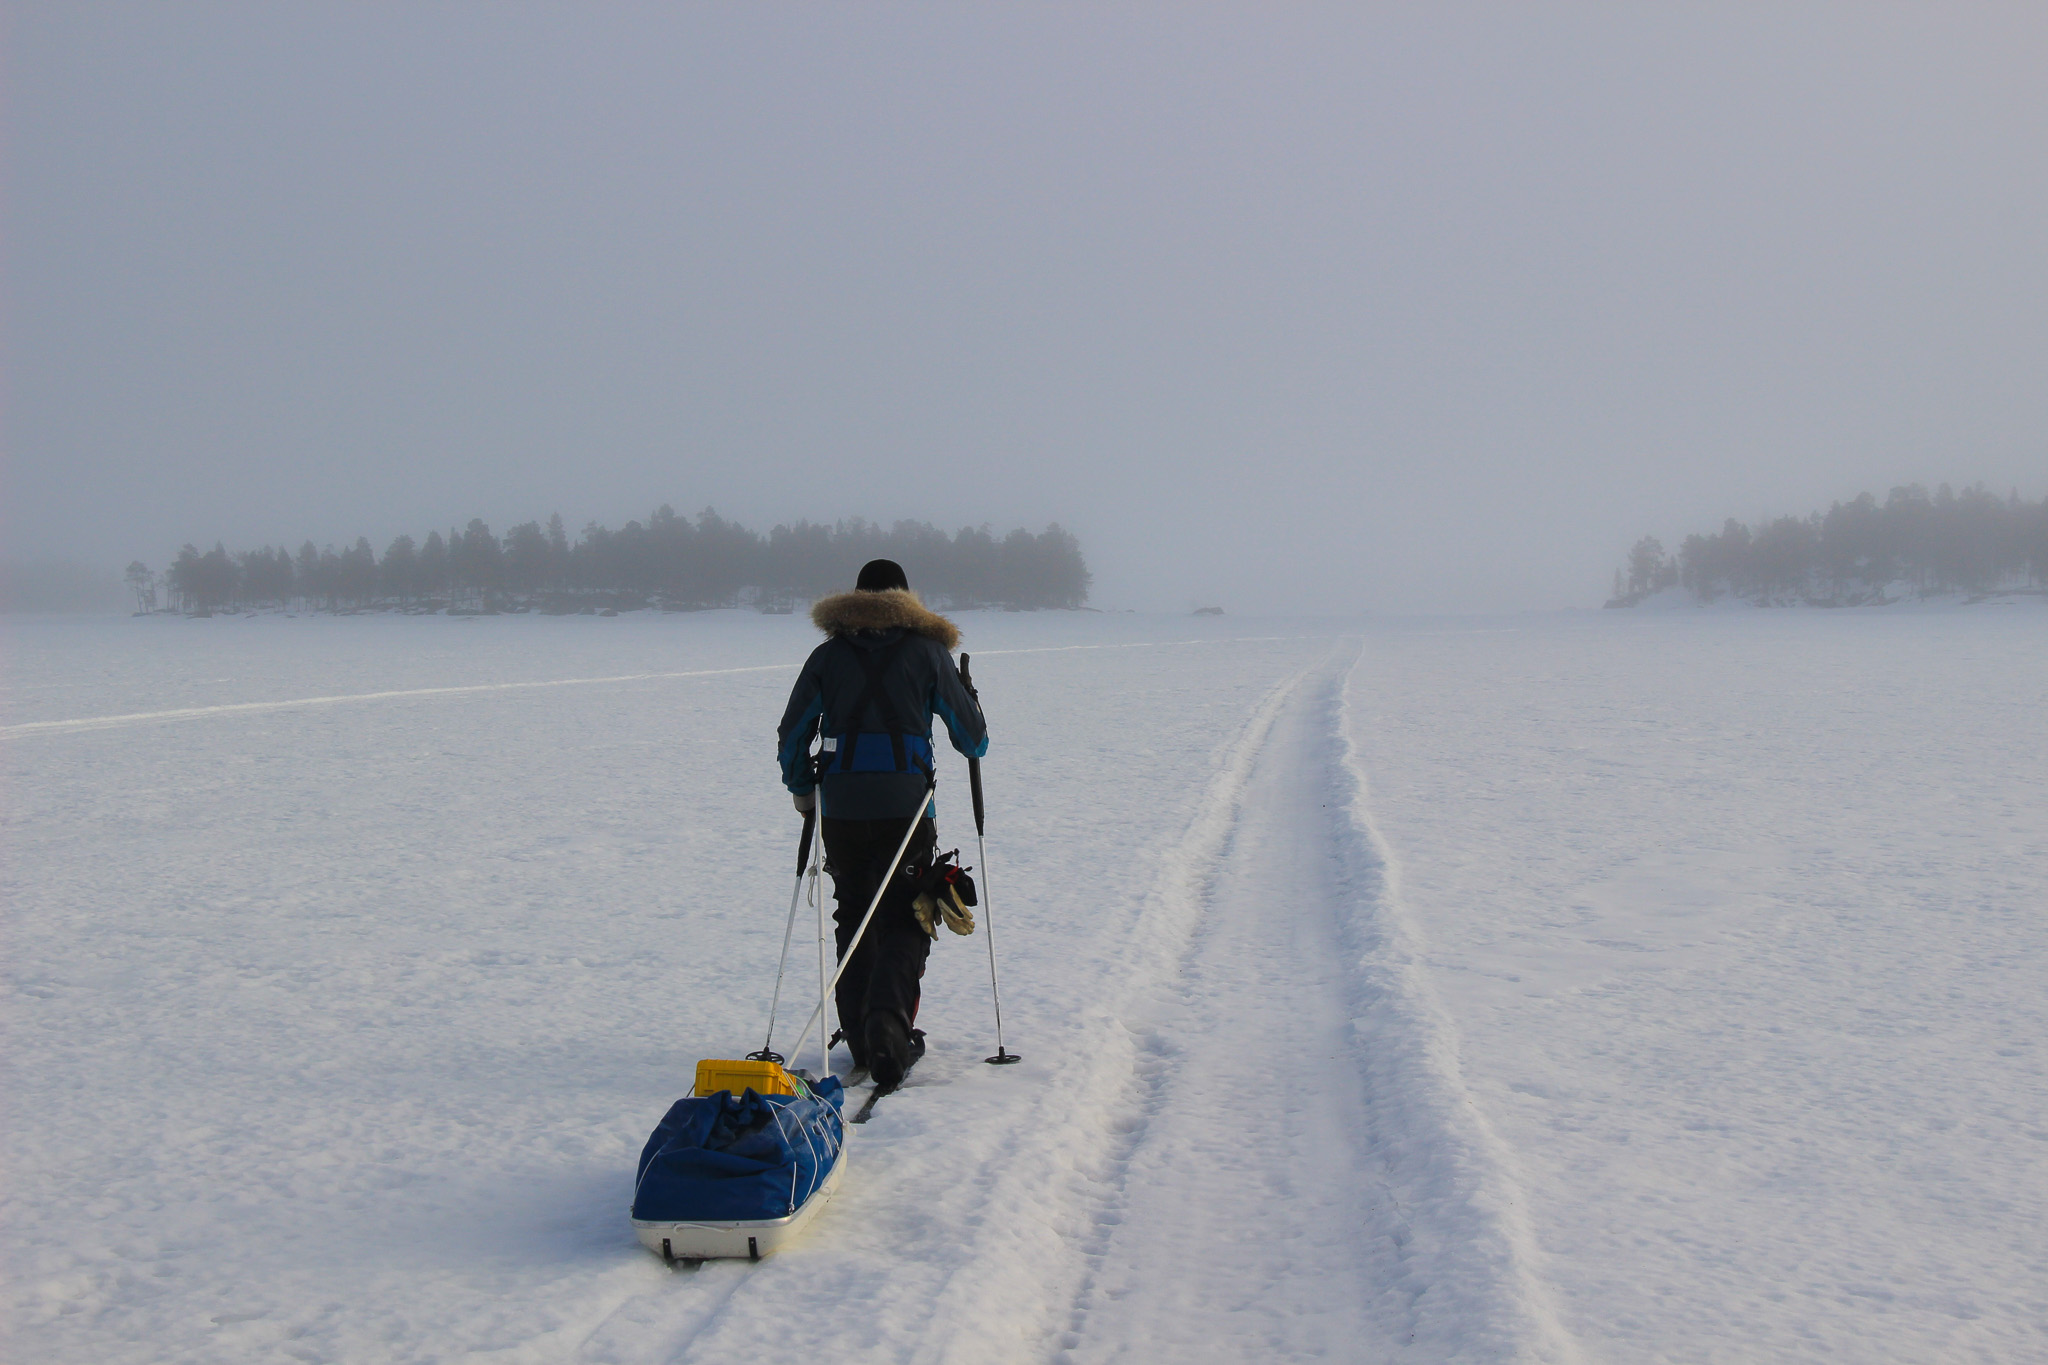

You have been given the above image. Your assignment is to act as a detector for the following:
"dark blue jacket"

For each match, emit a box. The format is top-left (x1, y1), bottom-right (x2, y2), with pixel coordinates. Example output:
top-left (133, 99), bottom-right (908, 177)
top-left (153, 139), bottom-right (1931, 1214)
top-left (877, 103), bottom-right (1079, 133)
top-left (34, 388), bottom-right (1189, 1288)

top-left (777, 590), bottom-right (988, 820)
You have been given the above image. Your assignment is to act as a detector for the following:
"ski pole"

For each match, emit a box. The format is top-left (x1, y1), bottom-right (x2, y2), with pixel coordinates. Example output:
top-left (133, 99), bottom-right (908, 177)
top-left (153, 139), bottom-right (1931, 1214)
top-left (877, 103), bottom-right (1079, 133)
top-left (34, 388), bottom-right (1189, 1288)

top-left (813, 781), bottom-right (828, 1077)
top-left (750, 800), bottom-right (818, 1064)
top-left (958, 655), bottom-right (1020, 1066)
top-left (789, 775), bottom-right (935, 1070)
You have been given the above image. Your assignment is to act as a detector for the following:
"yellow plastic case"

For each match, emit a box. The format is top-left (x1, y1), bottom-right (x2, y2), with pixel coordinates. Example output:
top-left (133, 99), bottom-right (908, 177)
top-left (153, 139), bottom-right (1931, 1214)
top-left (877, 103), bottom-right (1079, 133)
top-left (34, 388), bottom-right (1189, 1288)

top-left (693, 1058), bottom-right (799, 1098)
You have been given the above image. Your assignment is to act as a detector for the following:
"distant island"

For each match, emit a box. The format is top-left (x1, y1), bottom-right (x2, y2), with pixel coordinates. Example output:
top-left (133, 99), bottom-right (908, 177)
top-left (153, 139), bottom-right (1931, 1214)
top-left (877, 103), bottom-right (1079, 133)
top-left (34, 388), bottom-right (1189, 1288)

top-left (132, 508), bottom-right (1091, 616)
top-left (1606, 483), bottom-right (2046, 607)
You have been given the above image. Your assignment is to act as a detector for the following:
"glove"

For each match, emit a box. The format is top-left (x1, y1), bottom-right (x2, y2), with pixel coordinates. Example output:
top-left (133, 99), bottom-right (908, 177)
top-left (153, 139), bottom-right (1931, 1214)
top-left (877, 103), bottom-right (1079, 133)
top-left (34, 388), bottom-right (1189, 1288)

top-left (791, 790), bottom-right (815, 814)
top-left (909, 852), bottom-right (978, 938)
top-left (911, 886), bottom-right (975, 938)
top-left (937, 883), bottom-right (976, 936)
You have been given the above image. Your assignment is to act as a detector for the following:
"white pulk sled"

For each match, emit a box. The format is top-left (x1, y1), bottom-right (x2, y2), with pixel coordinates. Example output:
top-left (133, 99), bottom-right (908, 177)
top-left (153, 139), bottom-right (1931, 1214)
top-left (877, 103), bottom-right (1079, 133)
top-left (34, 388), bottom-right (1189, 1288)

top-left (629, 796), bottom-right (849, 1263)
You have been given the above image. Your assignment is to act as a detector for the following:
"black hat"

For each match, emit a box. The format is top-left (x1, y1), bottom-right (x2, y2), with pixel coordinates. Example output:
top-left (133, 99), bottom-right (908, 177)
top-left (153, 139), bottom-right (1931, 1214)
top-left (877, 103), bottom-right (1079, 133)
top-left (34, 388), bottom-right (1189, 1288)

top-left (855, 559), bottom-right (909, 592)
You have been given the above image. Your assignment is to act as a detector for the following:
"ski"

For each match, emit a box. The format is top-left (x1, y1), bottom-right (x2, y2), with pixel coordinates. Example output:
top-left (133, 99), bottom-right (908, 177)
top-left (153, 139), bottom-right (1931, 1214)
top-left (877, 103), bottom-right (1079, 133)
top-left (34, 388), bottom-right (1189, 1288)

top-left (851, 1076), bottom-right (939, 1123)
top-left (850, 1082), bottom-right (897, 1124)
top-left (849, 1030), bottom-right (925, 1123)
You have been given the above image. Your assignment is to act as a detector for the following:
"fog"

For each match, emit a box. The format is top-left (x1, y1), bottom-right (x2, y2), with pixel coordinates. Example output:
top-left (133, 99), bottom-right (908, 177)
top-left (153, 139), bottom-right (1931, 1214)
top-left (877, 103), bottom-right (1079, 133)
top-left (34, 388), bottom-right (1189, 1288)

top-left (7, 3), bottom-right (2045, 612)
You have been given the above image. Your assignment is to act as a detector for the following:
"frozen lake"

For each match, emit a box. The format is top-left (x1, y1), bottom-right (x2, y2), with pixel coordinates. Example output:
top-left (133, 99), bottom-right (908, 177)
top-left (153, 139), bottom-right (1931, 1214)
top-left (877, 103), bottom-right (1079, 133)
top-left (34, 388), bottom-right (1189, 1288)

top-left (4, 606), bottom-right (2045, 1362)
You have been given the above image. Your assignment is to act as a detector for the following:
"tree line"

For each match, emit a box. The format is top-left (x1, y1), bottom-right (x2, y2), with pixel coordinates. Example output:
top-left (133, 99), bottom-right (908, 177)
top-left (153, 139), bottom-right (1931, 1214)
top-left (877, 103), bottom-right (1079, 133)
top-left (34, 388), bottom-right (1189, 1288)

top-left (1608, 483), bottom-right (2048, 606)
top-left (138, 508), bottom-right (1092, 615)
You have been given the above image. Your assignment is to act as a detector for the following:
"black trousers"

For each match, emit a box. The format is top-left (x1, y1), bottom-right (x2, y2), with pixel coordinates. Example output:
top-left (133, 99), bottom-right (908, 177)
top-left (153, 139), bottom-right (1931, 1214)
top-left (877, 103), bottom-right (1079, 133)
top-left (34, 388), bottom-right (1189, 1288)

top-left (822, 814), bottom-right (936, 1058)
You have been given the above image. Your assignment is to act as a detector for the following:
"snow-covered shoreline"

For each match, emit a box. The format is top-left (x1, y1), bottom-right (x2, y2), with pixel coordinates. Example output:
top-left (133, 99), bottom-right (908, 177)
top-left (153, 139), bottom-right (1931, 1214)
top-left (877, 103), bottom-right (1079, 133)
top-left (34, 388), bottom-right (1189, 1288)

top-left (1610, 584), bottom-right (2048, 611)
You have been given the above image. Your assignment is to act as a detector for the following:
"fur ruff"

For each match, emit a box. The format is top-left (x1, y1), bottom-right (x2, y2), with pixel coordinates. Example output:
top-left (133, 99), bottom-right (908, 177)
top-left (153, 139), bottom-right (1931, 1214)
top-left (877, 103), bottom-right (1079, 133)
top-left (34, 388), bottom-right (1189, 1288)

top-left (810, 589), bottom-right (960, 651)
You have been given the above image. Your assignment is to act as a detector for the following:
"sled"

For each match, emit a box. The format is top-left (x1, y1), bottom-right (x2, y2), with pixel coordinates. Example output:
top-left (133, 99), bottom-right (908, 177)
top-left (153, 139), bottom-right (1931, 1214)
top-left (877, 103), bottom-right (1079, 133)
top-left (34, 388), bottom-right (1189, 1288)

top-left (628, 763), bottom-right (979, 1264)
top-left (630, 1058), bottom-right (846, 1261)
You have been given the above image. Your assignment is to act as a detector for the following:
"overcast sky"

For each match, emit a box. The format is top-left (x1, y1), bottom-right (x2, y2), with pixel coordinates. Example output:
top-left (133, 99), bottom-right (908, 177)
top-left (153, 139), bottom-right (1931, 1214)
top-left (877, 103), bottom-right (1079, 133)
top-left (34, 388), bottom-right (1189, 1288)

top-left (7, 3), bottom-right (2045, 611)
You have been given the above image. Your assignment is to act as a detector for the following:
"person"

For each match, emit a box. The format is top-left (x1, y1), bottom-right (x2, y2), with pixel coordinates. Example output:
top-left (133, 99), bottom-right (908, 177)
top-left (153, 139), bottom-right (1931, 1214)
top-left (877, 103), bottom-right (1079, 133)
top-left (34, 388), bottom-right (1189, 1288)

top-left (776, 559), bottom-right (988, 1087)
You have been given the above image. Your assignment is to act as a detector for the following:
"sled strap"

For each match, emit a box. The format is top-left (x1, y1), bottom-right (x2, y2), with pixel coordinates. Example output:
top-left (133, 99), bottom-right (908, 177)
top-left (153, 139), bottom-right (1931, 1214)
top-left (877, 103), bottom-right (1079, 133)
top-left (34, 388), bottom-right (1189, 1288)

top-left (836, 636), bottom-right (924, 775)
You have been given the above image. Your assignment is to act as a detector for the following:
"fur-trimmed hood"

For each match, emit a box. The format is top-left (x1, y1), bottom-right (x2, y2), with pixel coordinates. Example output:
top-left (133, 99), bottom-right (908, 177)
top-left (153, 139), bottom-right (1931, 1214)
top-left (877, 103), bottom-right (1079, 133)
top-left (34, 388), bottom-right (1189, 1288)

top-left (810, 589), bottom-right (960, 651)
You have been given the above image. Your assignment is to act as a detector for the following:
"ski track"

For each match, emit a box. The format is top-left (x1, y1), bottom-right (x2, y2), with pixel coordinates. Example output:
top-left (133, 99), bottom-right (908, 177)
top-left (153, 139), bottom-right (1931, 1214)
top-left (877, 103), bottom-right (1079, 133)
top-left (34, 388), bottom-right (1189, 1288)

top-left (572, 1261), bottom-right (755, 1364)
top-left (0, 666), bottom-right (796, 739)
top-left (1031, 646), bottom-right (1581, 1363)
top-left (1051, 653), bottom-right (1383, 1362)
top-left (1332, 649), bottom-right (1583, 1364)
top-left (907, 660), bottom-right (1319, 1363)
top-left (0, 634), bottom-right (1309, 742)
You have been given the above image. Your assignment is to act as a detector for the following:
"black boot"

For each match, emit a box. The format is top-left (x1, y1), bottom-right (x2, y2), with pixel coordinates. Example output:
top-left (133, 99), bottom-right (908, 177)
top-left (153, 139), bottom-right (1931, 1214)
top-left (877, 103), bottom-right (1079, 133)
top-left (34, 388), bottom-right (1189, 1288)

top-left (866, 1012), bottom-right (911, 1090)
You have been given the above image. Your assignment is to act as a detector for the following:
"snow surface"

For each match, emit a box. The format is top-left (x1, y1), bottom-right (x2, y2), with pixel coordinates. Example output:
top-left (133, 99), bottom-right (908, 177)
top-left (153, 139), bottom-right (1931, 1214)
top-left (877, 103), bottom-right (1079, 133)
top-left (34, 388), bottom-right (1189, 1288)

top-left (4, 606), bottom-right (2044, 1362)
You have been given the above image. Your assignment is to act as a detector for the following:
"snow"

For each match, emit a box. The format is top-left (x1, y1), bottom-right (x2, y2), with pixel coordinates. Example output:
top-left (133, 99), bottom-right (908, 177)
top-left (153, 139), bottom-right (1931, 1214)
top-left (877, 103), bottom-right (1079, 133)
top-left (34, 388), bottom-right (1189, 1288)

top-left (1345, 608), bottom-right (2048, 1361)
top-left (4, 606), bottom-right (2044, 1361)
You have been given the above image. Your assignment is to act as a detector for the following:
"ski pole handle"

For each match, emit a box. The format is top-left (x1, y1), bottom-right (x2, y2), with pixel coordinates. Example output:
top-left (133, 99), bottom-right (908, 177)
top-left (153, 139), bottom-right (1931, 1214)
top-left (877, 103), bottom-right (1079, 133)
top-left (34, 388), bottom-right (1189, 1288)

top-left (794, 747), bottom-right (821, 873)
top-left (960, 654), bottom-right (987, 837)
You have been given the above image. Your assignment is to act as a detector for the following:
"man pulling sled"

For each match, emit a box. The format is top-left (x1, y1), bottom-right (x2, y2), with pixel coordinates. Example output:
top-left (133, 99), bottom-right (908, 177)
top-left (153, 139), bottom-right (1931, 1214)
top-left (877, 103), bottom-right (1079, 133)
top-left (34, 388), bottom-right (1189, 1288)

top-left (628, 558), bottom-right (995, 1262)
top-left (776, 557), bottom-right (989, 1091)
